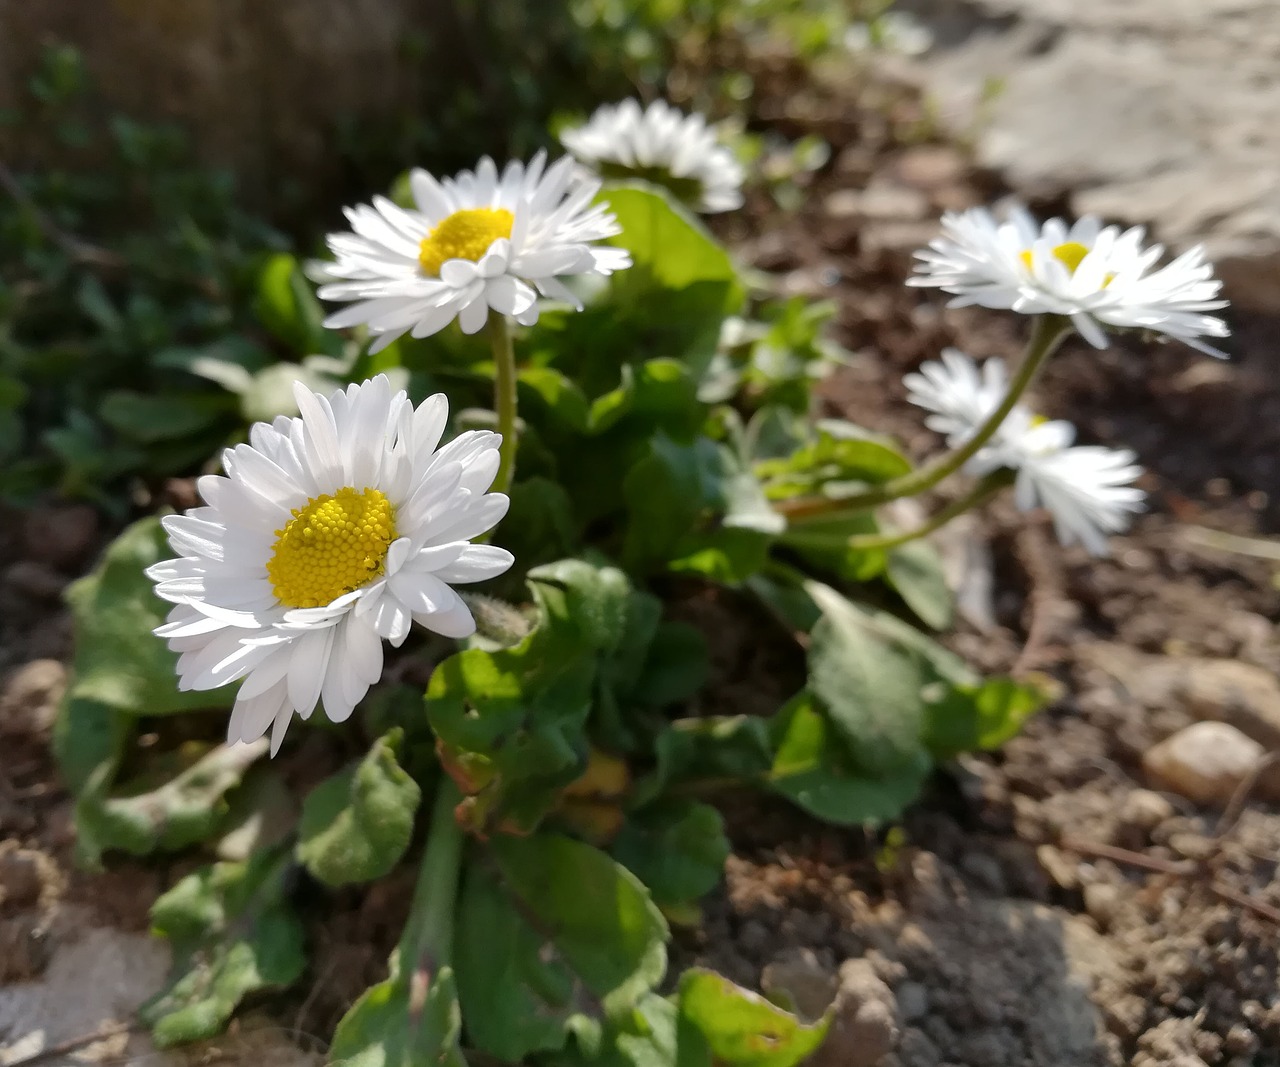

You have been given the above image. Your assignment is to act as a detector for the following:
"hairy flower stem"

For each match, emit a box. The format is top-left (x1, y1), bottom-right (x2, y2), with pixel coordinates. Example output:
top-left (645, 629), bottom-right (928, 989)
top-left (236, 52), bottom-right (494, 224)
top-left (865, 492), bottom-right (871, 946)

top-left (402, 777), bottom-right (467, 1067)
top-left (841, 469), bottom-right (1015, 552)
top-left (779, 314), bottom-right (1070, 521)
top-left (489, 314), bottom-right (519, 494)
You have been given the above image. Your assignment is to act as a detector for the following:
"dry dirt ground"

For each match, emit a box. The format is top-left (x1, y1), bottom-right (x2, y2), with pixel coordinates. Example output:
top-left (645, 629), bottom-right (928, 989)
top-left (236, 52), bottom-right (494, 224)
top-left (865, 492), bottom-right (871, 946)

top-left (3, 44), bottom-right (1280, 1067)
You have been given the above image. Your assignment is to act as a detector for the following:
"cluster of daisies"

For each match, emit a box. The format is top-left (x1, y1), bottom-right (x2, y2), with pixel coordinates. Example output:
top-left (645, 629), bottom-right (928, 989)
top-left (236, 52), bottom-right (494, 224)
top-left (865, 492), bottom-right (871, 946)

top-left (149, 97), bottom-right (1230, 752)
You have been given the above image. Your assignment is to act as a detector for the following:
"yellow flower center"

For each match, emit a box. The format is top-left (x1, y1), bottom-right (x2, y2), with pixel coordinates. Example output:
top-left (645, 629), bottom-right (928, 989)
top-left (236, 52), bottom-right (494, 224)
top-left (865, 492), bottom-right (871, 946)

top-left (266, 487), bottom-right (397, 608)
top-left (418, 208), bottom-right (514, 277)
top-left (1020, 241), bottom-right (1090, 275)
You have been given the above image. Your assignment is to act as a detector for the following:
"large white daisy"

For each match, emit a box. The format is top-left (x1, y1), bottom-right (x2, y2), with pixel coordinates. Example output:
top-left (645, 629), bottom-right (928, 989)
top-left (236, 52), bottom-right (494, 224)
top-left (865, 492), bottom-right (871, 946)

top-left (905, 349), bottom-right (1144, 555)
top-left (148, 375), bottom-right (514, 754)
top-left (560, 99), bottom-right (745, 214)
top-left (310, 152), bottom-right (632, 351)
top-left (908, 205), bottom-right (1229, 356)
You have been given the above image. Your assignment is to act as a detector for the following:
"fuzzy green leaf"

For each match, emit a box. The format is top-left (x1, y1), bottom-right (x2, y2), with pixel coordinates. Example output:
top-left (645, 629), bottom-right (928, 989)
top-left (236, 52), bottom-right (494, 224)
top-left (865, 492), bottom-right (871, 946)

top-left (62, 517), bottom-right (235, 724)
top-left (924, 676), bottom-right (1050, 759)
top-left (329, 966), bottom-right (461, 1067)
top-left (768, 692), bottom-right (929, 826)
top-left (75, 739), bottom-right (267, 864)
top-left (142, 848), bottom-right (305, 1047)
top-left (805, 588), bottom-right (931, 775)
top-left (885, 539), bottom-right (953, 630)
top-left (296, 730), bottom-right (421, 887)
top-left (455, 833), bottom-right (669, 1062)
top-left (676, 969), bottom-right (830, 1067)
top-left (611, 801), bottom-right (729, 908)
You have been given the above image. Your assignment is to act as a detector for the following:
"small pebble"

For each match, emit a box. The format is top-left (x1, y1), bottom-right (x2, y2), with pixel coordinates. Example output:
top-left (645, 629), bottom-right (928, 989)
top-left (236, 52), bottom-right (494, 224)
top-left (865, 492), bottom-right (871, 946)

top-left (1142, 722), bottom-right (1264, 806)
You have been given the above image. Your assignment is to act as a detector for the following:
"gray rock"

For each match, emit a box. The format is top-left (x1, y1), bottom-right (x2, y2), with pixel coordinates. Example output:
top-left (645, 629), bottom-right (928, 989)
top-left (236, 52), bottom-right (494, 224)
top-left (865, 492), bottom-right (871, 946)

top-left (896, 0), bottom-right (1280, 310)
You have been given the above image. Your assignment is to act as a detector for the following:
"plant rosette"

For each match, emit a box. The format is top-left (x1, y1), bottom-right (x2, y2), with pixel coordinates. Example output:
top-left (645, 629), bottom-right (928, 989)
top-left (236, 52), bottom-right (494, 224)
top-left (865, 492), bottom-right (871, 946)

top-left (57, 123), bottom-right (1228, 1065)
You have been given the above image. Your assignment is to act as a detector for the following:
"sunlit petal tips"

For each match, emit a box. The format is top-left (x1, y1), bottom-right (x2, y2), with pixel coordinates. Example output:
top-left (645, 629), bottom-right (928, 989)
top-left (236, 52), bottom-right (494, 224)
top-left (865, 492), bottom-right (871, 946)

top-left (147, 375), bottom-right (514, 754)
top-left (309, 153), bottom-right (631, 350)
top-left (560, 99), bottom-right (745, 214)
top-left (905, 350), bottom-right (1144, 555)
top-left (907, 204), bottom-right (1230, 356)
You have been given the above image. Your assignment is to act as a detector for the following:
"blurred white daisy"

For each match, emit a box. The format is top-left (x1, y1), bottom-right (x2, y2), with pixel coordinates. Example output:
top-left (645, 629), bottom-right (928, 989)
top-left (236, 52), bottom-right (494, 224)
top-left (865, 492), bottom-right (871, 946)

top-left (908, 205), bottom-right (1229, 356)
top-left (560, 99), bottom-right (745, 214)
top-left (148, 375), bottom-right (514, 754)
top-left (311, 153), bottom-right (632, 351)
top-left (905, 349), bottom-right (1144, 555)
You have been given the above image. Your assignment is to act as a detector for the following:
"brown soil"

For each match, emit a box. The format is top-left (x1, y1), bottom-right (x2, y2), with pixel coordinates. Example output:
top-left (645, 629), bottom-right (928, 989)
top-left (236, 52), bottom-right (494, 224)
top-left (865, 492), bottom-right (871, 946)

top-left (4, 43), bottom-right (1280, 1067)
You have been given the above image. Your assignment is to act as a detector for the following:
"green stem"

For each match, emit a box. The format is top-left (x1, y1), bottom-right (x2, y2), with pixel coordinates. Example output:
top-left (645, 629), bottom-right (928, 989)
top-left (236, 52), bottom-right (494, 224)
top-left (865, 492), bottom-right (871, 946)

top-left (843, 469), bottom-right (1015, 552)
top-left (401, 776), bottom-right (466, 1066)
top-left (488, 314), bottom-right (519, 494)
top-left (782, 314), bottom-right (1070, 519)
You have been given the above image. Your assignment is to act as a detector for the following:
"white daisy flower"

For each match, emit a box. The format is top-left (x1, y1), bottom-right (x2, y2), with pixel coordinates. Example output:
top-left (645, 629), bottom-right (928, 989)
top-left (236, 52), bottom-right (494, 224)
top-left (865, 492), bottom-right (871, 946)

top-left (905, 349), bottom-right (1144, 555)
top-left (908, 204), bottom-right (1229, 356)
top-left (560, 99), bottom-right (745, 214)
top-left (147, 375), bottom-right (514, 754)
top-left (311, 152), bottom-right (632, 352)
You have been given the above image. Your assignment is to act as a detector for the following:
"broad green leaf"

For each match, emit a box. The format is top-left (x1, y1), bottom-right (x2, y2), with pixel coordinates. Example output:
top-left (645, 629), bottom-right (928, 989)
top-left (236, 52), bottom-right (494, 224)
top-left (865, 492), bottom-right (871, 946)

top-left (549, 994), bottom-right (678, 1067)
top-left (528, 558), bottom-right (634, 654)
top-left (806, 589), bottom-right (931, 775)
top-left (677, 969), bottom-right (830, 1067)
top-left (768, 692), bottom-right (929, 826)
top-left (757, 424), bottom-right (911, 500)
top-left (62, 516), bottom-right (235, 719)
top-left (76, 739), bottom-right (268, 865)
top-left (805, 581), bottom-right (975, 685)
top-left (630, 622), bottom-right (709, 709)
top-left (426, 566), bottom-right (600, 833)
top-left (520, 367), bottom-right (590, 432)
top-left (777, 510), bottom-right (885, 582)
top-left (142, 847), bottom-right (305, 1047)
top-left (100, 390), bottom-right (233, 443)
top-left (329, 966), bottom-right (461, 1067)
top-left (253, 252), bottom-right (335, 355)
top-left (456, 833), bottom-right (669, 1062)
top-left (296, 730), bottom-right (421, 887)
top-left (924, 676), bottom-right (1050, 760)
top-left (496, 477), bottom-right (579, 577)
top-left (633, 716), bottom-right (774, 808)
top-left (611, 801), bottom-right (729, 908)
top-left (604, 182), bottom-right (743, 303)
top-left (886, 539), bottom-right (953, 631)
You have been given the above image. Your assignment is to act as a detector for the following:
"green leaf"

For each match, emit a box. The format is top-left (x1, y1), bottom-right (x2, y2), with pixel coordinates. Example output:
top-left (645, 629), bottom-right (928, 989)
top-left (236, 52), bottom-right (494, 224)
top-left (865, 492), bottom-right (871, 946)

top-left (455, 833), bottom-right (669, 1062)
top-left (768, 692), bottom-right (929, 826)
top-left (804, 581), bottom-right (975, 686)
top-left (100, 390), bottom-right (233, 444)
top-left (777, 511), bottom-right (885, 582)
top-left (75, 740), bottom-right (268, 865)
top-left (677, 970), bottom-right (830, 1067)
top-left (633, 716), bottom-right (774, 808)
top-left (630, 622), bottom-right (709, 709)
top-left (520, 367), bottom-right (590, 432)
top-left (604, 182), bottom-right (743, 303)
top-left (61, 517), bottom-right (236, 721)
top-left (528, 558), bottom-right (634, 654)
top-left (296, 730), bottom-right (421, 887)
top-left (253, 252), bottom-right (335, 355)
top-left (805, 588), bottom-right (932, 775)
top-left (924, 676), bottom-right (1050, 760)
top-left (550, 994), bottom-right (678, 1067)
top-left (496, 477), bottom-right (579, 575)
top-left (329, 966), bottom-right (461, 1067)
top-left (757, 424), bottom-right (911, 500)
top-left (611, 801), bottom-right (729, 908)
top-left (142, 848), bottom-right (305, 1047)
top-left (886, 539), bottom-right (953, 631)
top-left (426, 564), bottom-right (604, 833)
